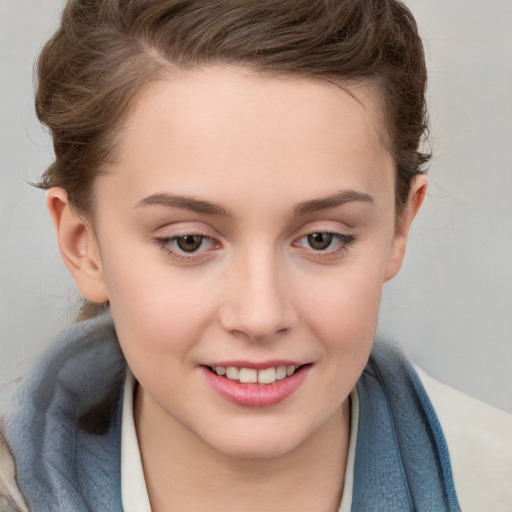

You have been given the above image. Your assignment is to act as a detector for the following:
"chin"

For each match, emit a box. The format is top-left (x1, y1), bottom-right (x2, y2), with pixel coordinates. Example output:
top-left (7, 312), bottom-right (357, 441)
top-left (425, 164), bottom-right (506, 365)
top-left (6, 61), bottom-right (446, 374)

top-left (202, 426), bottom-right (308, 460)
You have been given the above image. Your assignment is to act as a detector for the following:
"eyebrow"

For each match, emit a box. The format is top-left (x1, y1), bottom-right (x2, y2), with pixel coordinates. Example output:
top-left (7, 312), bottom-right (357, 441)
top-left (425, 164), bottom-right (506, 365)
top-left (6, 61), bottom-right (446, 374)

top-left (136, 193), bottom-right (231, 216)
top-left (136, 189), bottom-right (374, 217)
top-left (294, 190), bottom-right (374, 215)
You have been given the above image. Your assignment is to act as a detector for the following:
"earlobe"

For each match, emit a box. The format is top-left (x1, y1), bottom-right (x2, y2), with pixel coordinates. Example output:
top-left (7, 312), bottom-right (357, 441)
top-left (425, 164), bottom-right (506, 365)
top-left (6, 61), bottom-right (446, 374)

top-left (384, 175), bottom-right (428, 282)
top-left (46, 188), bottom-right (109, 303)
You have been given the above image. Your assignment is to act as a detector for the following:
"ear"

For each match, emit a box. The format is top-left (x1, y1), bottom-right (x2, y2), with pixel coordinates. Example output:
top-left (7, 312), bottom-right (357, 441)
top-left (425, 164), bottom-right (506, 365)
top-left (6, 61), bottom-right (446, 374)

top-left (46, 188), bottom-right (109, 303)
top-left (384, 175), bottom-right (428, 282)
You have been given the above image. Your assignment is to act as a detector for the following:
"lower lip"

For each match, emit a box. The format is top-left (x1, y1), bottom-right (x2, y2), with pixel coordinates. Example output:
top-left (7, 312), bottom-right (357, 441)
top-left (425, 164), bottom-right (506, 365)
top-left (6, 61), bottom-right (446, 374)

top-left (201, 365), bottom-right (310, 408)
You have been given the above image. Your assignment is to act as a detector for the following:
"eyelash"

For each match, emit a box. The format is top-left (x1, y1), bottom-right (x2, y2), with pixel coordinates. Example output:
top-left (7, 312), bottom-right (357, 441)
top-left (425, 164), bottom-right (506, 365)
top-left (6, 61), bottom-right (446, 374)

top-left (155, 234), bottom-right (219, 262)
top-left (293, 232), bottom-right (356, 258)
top-left (154, 231), bottom-right (356, 262)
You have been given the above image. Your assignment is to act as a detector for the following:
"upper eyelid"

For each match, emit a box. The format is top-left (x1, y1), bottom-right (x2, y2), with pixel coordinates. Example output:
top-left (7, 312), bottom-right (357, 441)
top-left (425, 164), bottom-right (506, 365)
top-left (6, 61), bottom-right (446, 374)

top-left (153, 221), bottom-right (355, 244)
top-left (292, 218), bottom-right (354, 234)
top-left (293, 226), bottom-right (355, 240)
top-left (153, 222), bottom-right (215, 235)
top-left (152, 222), bottom-right (224, 244)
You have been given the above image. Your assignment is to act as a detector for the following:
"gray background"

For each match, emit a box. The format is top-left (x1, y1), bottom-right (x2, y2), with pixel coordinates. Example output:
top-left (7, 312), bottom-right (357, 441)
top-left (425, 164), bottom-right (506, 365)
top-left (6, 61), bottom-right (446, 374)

top-left (1, 1), bottom-right (511, 412)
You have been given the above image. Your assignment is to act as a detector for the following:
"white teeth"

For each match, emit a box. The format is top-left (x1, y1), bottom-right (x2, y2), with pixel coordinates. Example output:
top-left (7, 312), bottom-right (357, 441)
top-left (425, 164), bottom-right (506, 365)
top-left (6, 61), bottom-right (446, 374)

top-left (239, 368), bottom-right (258, 383)
top-left (226, 367), bottom-right (239, 380)
top-left (258, 367), bottom-right (277, 384)
top-left (276, 365), bottom-right (287, 380)
top-left (286, 365), bottom-right (296, 376)
top-left (215, 364), bottom-right (301, 384)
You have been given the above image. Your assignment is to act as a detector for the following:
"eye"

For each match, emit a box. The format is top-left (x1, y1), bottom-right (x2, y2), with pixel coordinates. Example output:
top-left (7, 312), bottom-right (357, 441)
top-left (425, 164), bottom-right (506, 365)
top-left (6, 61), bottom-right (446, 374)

top-left (155, 233), bottom-right (218, 260)
top-left (294, 231), bottom-right (356, 254)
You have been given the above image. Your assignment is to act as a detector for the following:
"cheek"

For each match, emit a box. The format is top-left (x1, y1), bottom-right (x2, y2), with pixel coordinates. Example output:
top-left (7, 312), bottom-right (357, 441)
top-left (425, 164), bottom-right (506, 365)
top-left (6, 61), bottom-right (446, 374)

top-left (101, 252), bottom-right (221, 358)
top-left (299, 253), bottom-right (387, 378)
top-left (304, 259), bottom-right (385, 332)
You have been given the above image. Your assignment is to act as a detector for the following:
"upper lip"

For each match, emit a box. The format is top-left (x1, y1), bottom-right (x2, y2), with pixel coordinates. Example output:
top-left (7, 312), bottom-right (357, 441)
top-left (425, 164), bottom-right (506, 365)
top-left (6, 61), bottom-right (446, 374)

top-left (201, 360), bottom-right (309, 370)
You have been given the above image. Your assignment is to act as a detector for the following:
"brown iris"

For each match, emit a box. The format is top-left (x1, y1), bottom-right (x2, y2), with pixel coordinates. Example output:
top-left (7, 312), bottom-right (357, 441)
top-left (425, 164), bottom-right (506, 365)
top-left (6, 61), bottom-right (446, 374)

top-left (307, 233), bottom-right (333, 250)
top-left (176, 235), bottom-right (204, 252)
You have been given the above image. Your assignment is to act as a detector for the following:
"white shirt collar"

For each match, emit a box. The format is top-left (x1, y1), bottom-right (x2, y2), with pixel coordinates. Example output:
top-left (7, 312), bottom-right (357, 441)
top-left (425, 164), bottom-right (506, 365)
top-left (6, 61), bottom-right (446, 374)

top-left (121, 369), bottom-right (152, 512)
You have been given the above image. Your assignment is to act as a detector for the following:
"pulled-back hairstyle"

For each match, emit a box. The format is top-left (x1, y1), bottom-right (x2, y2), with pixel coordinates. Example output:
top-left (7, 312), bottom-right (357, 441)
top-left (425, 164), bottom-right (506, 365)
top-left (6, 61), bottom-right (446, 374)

top-left (35, 0), bottom-right (430, 317)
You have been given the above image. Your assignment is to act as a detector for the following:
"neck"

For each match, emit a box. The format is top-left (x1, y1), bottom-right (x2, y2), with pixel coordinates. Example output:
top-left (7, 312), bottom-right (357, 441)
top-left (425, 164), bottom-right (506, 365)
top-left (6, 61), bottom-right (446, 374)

top-left (135, 389), bottom-right (351, 512)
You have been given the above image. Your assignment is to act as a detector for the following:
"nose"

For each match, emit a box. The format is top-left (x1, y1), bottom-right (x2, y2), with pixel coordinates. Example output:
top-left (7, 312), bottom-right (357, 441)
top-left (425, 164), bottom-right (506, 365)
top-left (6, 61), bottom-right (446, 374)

top-left (219, 250), bottom-right (297, 342)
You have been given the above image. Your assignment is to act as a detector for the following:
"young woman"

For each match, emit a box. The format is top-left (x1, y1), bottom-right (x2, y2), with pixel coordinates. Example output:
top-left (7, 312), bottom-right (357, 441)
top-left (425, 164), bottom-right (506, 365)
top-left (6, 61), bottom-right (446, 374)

top-left (1, 1), bottom-right (511, 511)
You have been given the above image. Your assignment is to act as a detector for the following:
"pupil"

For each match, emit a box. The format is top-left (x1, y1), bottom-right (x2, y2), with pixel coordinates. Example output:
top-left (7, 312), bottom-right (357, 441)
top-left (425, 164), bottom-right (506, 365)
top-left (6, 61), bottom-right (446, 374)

top-left (308, 232), bottom-right (333, 250)
top-left (177, 235), bottom-right (203, 252)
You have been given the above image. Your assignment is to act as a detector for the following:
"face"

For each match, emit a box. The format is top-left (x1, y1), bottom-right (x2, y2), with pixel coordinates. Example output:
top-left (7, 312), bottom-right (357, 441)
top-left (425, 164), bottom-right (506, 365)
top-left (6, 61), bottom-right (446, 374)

top-left (57, 66), bottom-right (424, 459)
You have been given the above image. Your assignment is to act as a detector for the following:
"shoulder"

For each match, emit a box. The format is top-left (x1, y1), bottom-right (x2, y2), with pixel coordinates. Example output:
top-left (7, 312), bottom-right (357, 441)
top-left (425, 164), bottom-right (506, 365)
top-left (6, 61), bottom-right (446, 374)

top-left (0, 313), bottom-right (126, 510)
top-left (417, 367), bottom-right (512, 512)
top-left (0, 429), bottom-right (28, 512)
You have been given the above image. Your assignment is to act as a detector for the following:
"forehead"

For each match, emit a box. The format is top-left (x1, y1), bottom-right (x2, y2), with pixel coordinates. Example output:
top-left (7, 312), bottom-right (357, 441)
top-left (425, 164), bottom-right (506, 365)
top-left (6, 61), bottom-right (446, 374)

top-left (101, 66), bottom-right (394, 214)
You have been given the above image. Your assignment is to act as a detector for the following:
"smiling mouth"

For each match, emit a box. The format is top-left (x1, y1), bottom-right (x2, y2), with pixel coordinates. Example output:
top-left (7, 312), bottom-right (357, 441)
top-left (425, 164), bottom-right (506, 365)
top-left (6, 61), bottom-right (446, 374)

top-left (205, 364), bottom-right (309, 385)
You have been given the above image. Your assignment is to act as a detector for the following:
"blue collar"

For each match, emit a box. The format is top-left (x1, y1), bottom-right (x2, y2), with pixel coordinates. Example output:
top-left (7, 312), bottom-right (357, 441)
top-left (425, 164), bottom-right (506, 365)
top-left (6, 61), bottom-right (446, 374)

top-left (353, 343), bottom-right (460, 511)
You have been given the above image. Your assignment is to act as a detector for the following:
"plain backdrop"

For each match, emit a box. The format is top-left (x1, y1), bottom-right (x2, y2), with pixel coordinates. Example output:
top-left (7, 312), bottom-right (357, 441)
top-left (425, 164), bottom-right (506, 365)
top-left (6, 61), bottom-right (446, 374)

top-left (1, 0), bottom-right (511, 413)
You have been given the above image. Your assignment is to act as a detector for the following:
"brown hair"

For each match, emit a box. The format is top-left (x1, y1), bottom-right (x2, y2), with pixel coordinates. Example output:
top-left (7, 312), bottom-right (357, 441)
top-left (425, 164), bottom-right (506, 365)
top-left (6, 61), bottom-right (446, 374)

top-left (35, 0), bottom-right (430, 316)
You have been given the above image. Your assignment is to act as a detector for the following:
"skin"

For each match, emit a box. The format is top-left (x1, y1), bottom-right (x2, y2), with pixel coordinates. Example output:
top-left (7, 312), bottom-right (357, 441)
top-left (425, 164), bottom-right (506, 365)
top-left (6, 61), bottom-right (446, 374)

top-left (47, 66), bottom-right (426, 511)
